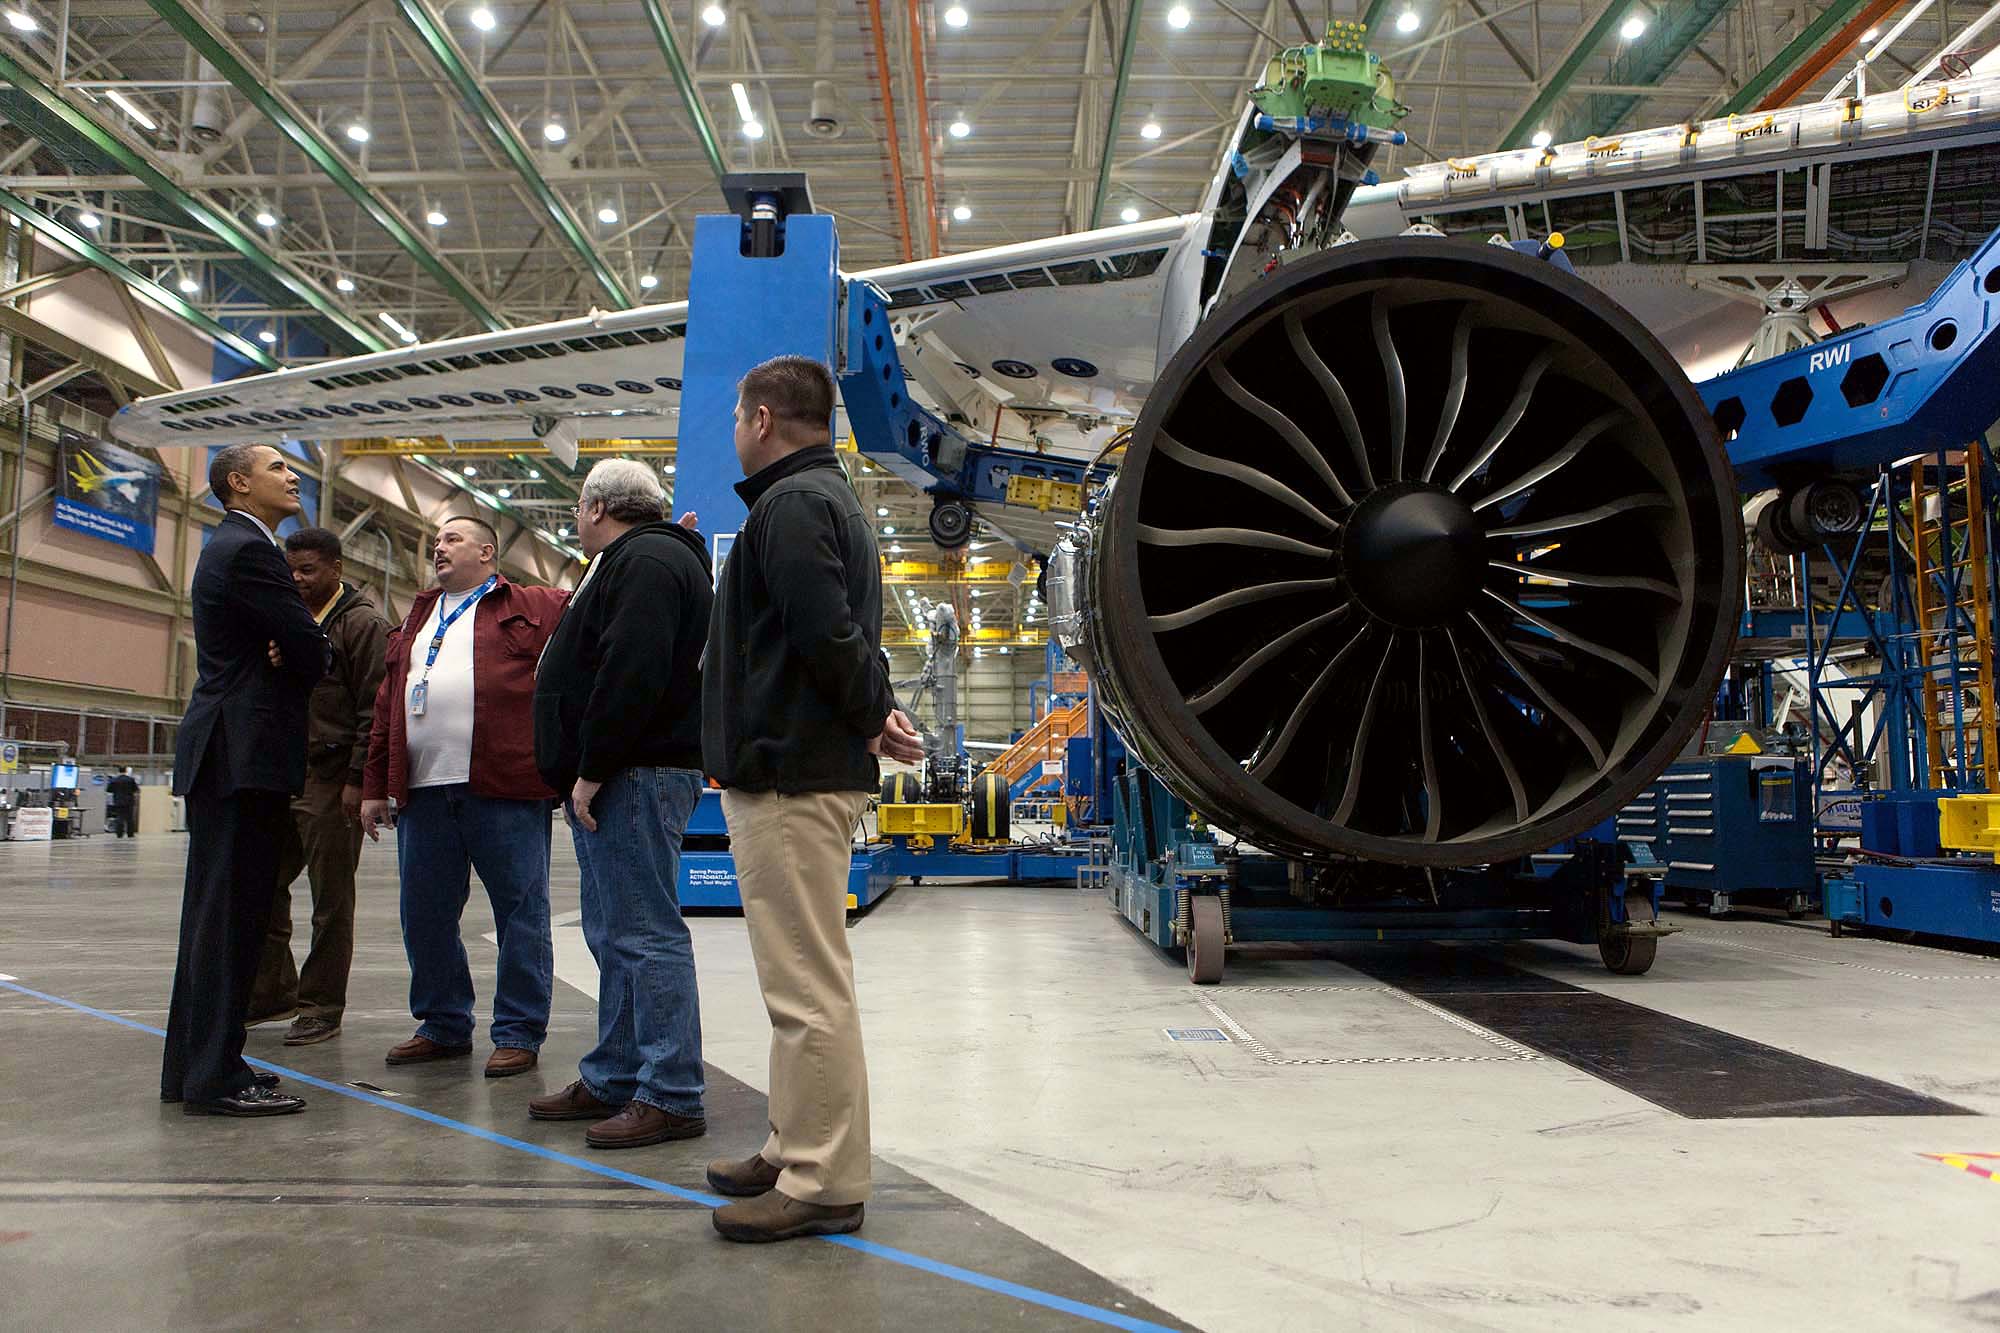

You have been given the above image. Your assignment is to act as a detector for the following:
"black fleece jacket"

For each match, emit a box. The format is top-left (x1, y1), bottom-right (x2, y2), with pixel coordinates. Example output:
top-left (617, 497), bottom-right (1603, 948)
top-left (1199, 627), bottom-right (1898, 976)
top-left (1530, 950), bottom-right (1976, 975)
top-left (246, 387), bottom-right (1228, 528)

top-left (533, 520), bottom-right (713, 791)
top-left (701, 445), bottom-right (895, 794)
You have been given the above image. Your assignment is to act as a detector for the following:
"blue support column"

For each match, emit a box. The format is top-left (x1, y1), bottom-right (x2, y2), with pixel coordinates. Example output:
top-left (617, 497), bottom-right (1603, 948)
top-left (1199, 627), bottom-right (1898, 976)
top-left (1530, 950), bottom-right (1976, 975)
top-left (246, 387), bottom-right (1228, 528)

top-left (675, 210), bottom-right (840, 569)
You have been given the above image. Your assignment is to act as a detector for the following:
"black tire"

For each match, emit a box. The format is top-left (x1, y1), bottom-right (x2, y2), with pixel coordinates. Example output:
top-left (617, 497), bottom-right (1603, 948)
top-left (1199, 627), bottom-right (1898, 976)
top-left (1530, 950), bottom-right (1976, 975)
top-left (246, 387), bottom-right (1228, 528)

top-left (929, 498), bottom-right (974, 549)
top-left (968, 769), bottom-right (1010, 841)
top-left (880, 771), bottom-right (924, 805)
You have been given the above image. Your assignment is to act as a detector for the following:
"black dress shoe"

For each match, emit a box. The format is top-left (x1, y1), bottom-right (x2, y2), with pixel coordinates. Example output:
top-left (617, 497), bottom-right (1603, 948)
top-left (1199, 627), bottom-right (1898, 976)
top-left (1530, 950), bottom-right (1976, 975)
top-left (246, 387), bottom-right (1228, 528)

top-left (161, 1070), bottom-right (279, 1104)
top-left (181, 1085), bottom-right (306, 1117)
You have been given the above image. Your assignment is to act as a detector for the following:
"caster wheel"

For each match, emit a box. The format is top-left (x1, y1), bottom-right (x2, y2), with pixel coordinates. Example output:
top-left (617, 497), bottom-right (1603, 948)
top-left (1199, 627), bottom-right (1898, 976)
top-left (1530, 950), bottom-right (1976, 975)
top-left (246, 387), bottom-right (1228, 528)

top-left (928, 499), bottom-right (973, 549)
top-left (1186, 895), bottom-right (1225, 984)
top-left (1599, 887), bottom-right (1658, 975)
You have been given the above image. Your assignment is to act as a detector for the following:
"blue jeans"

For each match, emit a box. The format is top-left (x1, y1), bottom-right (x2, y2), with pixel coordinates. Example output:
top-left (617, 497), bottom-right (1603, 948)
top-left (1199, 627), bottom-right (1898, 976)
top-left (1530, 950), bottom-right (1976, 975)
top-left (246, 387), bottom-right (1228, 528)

top-left (397, 784), bottom-right (554, 1051)
top-left (569, 767), bottom-right (705, 1117)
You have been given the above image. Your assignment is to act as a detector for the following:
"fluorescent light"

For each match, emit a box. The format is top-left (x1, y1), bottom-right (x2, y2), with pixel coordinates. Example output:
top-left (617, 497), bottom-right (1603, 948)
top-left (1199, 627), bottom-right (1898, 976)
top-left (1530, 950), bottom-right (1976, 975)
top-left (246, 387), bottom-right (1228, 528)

top-left (75, 210), bottom-right (100, 230)
top-left (952, 203), bottom-right (972, 221)
top-left (400, 330), bottom-right (416, 344)
top-left (1166, 4), bottom-right (1190, 27)
top-left (541, 118), bottom-right (566, 143)
top-left (741, 119), bottom-right (764, 140)
top-left (105, 89), bottom-right (157, 131)
top-left (425, 208), bottom-right (448, 226)
top-left (1530, 129), bottom-right (1553, 148)
top-left (177, 275), bottom-right (199, 294)
top-left (257, 329), bottom-right (277, 344)
top-left (731, 82), bottom-right (756, 121)
top-left (1861, 25), bottom-right (1880, 40)
top-left (1396, 8), bottom-right (1420, 31)
top-left (1140, 120), bottom-right (1162, 139)
top-left (944, 4), bottom-right (969, 25)
top-left (597, 205), bottom-right (619, 223)
top-left (378, 311), bottom-right (416, 343)
top-left (335, 276), bottom-right (356, 292)
top-left (639, 272), bottom-right (659, 289)
top-left (470, 5), bottom-right (497, 31)
top-left (5, 10), bottom-right (37, 32)
top-left (254, 209), bottom-right (279, 228)
top-left (948, 118), bottom-right (971, 138)
top-left (702, 2), bottom-right (727, 24)
top-left (345, 122), bottom-right (370, 143)
top-left (1120, 205), bottom-right (1140, 223)
top-left (1619, 13), bottom-right (1646, 39)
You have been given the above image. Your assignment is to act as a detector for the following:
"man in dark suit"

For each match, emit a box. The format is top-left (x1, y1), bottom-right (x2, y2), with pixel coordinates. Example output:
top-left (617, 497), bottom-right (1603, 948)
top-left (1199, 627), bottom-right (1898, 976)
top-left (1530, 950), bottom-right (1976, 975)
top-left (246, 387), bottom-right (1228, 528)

top-left (161, 443), bottom-right (329, 1117)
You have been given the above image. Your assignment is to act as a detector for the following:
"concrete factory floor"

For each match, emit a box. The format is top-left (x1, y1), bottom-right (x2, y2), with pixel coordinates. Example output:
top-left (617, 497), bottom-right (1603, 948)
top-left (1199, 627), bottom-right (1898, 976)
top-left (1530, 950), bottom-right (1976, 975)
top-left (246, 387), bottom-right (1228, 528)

top-left (3, 835), bottom-right (1999, 1332)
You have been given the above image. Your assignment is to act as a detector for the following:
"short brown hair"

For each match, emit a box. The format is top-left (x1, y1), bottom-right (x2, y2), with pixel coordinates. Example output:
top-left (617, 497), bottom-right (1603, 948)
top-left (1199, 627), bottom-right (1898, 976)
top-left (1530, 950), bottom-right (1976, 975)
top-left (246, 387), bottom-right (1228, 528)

top-left (737, 354), bottom-right (835, 433)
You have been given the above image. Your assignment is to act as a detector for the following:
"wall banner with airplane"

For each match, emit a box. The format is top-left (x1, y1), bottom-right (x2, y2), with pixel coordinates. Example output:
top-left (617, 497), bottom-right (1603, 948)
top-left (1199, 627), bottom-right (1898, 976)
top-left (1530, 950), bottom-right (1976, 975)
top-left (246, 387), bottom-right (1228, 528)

top-left (53, 427), bottom-right (161, 553)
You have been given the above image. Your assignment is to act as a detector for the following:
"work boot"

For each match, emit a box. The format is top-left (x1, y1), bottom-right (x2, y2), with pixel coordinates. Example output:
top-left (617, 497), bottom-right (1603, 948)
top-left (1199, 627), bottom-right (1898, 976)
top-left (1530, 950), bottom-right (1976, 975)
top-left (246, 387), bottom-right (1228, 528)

top-left (528, 1079), bottom-right (624, 1122)
top-left (485, 1047), bottom-right (538, 1078)
top-left (283, 1016), bottom-right (340, 1046)
top-left (712, 1190), bottom-right (864, 1243)
top-left (705, 1153), bottom-right (782, 1198)
top-left (585, 1102), bottom-right (705, 1149)
top-left (385, 1034), bottom-right (473, 1065)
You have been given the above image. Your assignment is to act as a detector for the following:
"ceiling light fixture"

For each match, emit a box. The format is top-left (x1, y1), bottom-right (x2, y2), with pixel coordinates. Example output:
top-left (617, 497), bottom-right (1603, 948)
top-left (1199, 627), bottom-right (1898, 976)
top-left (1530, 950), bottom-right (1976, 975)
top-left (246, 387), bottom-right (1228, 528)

top-left (4, 10), bottom-right (37, 32)
top-left (1120, 205), bottom-right (1141, 223)
top-left (470, 5), bottom-right (497, 32)
top-left (741, 119), bottom-right (764, 140)
top-left (876, 506), bottom-right (890, 517)
top-left (529, 468), bottom-right (541, 479)
top-left (1619, 12), bottom-right (1646, 39)
top-left (75, 209), bottom-right (100, 230)
top-left (463, 465), bottom-right (477, 476)
top-left (345, 122), bottom-right (370, 143)
top-left (1140, 120), bottom-right (1162, 139)
top-left (1530, 129), bottom-right (1553, 148)
top-left (597, 205), bottom-right (619, 224)
top-left (105, 90), bottom-right (157, 131)
top-left (257, 328), bottom-right (276, 344)
top-left (425, 208), bottom-right (448, 226)
top-left (1166, 4), bottom-right (1190, 28)
top-left (254, 208), bottom-right (278, 228)
top-left (379, 311), bottom-right (416, 343)
top-left (497, 487), bottom-right (512, 499)
top-left (1861, 25), bottom-right (1880, 40)
top-left (541, 118), bottom-right (567, 144)
top-left (882, 525), bottom-right (896, 535)
top-left (731, 81), bottom-right (756, 122)
top-left (952, 203), bottom-right (972, 221)
top-left (702, 3), bottom-right (727, 25)
top-left (1395, 7), bottom-right (1420, 32)
top-left (944, 4), bottom-right (969, 25)
top-left (177, 274), bottom-right (199, 294)
top-left (639, 272), bottom-right (659, 289)
top-left (663, 462), bottom-right (677, 474)
top-left (948, 118), bottom-right (971, 138)
top-left (335, 276), bottom-right (356, 292)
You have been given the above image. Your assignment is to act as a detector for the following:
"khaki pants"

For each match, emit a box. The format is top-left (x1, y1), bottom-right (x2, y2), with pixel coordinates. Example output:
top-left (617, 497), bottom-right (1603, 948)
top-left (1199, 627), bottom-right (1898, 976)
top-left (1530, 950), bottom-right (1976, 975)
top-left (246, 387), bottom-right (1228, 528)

top-left (722, 787), bottom-right (873, 1206)
top-left (250, 777), bottom-right (363, 1024)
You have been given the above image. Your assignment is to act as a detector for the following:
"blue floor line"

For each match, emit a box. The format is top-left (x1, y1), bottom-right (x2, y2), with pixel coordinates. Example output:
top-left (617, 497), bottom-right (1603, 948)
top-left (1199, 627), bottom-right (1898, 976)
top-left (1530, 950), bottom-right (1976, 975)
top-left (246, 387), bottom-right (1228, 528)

top-left (1, 977), bottom-right (1175, 1333)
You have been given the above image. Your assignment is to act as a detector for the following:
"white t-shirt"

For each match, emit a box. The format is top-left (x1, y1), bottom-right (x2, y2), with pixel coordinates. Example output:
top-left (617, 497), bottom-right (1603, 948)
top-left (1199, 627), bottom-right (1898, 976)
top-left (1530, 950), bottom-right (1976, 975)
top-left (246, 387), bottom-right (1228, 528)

top-left (405, 586), bottom-right (482, 789)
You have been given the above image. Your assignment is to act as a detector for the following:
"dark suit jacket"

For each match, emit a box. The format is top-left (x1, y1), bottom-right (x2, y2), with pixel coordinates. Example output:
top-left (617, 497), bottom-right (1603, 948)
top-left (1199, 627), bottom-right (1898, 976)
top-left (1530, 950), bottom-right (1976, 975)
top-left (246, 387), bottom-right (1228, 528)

top-left (172, 511), bottom-right (330, 798)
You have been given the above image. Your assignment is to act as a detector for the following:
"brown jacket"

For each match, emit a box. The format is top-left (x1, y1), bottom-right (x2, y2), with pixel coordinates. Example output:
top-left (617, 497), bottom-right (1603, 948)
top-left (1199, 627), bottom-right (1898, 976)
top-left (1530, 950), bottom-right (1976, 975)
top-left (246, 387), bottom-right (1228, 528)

top-left (307, 582), bottom-right (391, 790)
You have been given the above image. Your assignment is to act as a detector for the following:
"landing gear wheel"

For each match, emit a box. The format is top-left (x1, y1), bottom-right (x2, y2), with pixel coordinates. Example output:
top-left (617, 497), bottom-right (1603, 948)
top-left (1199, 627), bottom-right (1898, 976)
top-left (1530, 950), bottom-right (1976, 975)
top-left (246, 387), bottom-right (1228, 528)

top-left (1187, 895), bottom-right (1226, 984)
top-left (1599, 886), bottom-right (1659, 975)
top-left (928, 499), bottom-right (974, 549)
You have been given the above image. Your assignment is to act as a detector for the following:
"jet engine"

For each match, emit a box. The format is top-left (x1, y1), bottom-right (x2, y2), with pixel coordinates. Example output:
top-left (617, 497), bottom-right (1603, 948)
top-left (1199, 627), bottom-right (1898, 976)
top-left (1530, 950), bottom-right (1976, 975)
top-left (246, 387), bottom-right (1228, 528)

top-left (1049, 237), bottom-right (1743, 866)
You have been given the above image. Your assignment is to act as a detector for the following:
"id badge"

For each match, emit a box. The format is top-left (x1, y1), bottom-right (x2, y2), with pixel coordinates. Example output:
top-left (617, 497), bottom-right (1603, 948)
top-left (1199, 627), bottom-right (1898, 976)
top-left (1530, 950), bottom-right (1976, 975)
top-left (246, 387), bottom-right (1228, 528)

top-left (410, 679), bottom-right (428, 717)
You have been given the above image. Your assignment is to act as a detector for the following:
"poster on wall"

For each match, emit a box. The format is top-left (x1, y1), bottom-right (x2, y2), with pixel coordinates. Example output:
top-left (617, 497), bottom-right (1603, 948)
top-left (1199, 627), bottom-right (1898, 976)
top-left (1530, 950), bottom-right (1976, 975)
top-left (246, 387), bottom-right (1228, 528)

top-left (53, 426), bottom-right (161, 553)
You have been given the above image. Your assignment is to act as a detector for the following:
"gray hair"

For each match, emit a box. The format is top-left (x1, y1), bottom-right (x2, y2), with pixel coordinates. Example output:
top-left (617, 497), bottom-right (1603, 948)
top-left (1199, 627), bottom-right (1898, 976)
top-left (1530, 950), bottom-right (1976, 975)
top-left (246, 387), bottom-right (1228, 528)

top-left (579, 457), bottom-right (666, 523)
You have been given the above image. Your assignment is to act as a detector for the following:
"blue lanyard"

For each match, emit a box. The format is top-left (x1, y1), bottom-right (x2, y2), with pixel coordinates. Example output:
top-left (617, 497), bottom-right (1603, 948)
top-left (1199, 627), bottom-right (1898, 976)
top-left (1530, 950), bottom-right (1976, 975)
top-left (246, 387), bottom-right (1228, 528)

top-left (420, 575), bottom-right (496, 680)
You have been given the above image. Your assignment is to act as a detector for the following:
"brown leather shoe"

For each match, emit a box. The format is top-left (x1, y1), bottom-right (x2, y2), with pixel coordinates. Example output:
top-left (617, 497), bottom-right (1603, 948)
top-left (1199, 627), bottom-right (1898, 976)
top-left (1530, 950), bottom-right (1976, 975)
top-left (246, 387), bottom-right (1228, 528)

top-left (283, 1016), bottom-right (340, 1046)
top-left (385, 1034), bottom-right (473, 1065)
top-left (584, 1101), bottom-right (705, 1149)
top-left (712, 1190), bottom-right (864, 1243)
top-left (706, 1153), bottom-right (783, 1198)
top-left (528, 1079), bottom-right (624, 1121)
top-left (485, 1047), bottom-right (538, 1078)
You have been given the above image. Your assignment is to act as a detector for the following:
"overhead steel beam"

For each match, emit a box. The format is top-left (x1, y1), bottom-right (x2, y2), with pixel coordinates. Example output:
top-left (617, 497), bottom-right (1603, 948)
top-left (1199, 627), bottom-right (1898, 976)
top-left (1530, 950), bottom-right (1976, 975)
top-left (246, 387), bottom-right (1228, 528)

top-left (0, 295), bottom-right (173, 397)
top-left (1718, 0), bottom-right (1878, 112)
top-left (0, 49), bottom-right (380, 353)
top-left (0, 187), bottom-right (276, 371)
top-left (145, 0), bottom-right (505, 331)
top-left (1360, 0), bottom-right (1393, 38)
top-left (1089, 0), bottom-right (1146, 229)
top-left (637, 0), bottom-right (729, 188)
top-left (1747, 0), bottom-right (1902, 110)
top-left (1498, 0), bottom-right (1642, 150)
top-left (1565, 0), bottom-right (1733, 138)
top-left (392, 0), bottom-right (632, 308)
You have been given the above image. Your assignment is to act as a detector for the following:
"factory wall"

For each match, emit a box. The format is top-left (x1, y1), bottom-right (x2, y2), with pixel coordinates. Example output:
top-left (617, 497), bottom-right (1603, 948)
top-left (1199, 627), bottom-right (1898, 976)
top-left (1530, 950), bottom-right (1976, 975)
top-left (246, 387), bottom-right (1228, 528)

top-left (886, 646), bottom-right (1047, 743)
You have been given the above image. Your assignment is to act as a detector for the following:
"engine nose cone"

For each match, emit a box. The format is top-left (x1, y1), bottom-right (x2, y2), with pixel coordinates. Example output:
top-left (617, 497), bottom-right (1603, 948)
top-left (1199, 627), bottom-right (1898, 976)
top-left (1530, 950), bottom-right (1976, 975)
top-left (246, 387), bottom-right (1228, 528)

top-left (1342, 483), bottom-right (1485, 628)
